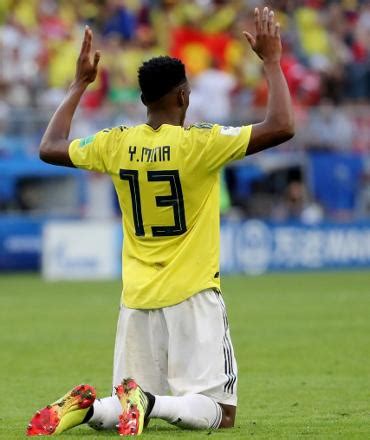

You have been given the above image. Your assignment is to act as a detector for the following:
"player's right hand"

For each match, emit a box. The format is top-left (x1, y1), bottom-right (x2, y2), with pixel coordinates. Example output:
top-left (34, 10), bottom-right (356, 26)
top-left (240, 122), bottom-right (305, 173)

top-left (243, 7), bottom-right (282, 64)
top-left (75, 26), bottom-right (100, 86)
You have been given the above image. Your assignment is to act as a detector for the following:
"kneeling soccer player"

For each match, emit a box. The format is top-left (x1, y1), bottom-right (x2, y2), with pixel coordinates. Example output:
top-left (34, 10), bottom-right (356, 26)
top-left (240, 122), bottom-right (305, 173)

top-left (27, 6), bottom-right (293, 436)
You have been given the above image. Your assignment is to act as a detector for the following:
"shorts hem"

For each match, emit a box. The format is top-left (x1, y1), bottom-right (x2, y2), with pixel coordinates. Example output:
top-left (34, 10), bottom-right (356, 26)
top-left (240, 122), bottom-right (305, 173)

top-left (201, 392), bottom-right (237, 406)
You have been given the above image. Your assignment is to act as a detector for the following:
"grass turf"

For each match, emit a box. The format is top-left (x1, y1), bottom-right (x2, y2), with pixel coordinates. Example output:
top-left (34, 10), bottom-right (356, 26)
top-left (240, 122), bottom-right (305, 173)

top-left (0, 272), bottom-right (369, 439)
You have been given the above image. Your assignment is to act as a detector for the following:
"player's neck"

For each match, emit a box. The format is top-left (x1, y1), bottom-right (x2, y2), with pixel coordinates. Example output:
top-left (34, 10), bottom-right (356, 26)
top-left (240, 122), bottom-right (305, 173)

top-left (146, 110), bottom-right (184, 130)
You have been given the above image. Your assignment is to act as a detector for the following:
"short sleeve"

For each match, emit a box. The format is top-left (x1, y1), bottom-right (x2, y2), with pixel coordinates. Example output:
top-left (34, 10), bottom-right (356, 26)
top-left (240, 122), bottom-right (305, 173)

top-left (69, 129), bottom-right (113, 173)
top-left (204, 124), bottom-right (252, 171)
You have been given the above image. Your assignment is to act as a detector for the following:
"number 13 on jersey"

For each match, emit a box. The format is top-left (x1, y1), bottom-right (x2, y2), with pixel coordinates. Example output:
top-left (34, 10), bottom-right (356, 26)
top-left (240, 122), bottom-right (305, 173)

top-left (120, 169), bottom-right (187, 237)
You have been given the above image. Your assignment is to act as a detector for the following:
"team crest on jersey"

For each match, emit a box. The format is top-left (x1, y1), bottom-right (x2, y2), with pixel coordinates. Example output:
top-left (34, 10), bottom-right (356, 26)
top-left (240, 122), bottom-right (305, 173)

top-left (220, 126), bottom-right (241, 136)
top-left (79, 135), bottom-right (95, 147)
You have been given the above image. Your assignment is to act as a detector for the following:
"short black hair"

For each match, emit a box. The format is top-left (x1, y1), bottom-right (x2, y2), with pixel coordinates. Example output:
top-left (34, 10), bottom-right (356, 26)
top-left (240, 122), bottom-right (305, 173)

top-left (138, 56), bottom-right (187, 104)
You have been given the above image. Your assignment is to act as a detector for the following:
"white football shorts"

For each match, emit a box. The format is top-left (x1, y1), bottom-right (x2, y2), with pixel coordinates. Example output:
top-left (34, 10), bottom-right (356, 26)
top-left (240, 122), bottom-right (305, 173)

top-left (112, 289), bottom-right (237, 406)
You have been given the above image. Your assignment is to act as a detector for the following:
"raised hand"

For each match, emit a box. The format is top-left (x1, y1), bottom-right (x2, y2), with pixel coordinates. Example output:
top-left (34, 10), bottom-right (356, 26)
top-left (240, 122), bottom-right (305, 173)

top-left (39, 27), bottom-right (102, 167)
top-left (75, 26), bottom-right (101, 85)
top-left (243, 7), bottom-right (282, 64)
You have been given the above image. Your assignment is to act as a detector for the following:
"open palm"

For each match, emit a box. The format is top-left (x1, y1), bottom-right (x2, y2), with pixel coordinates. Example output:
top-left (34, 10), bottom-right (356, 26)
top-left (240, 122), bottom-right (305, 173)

top-left (75, 26), bottom-right (100, 85)
top-left (244, 7), bottom-right (282, 64)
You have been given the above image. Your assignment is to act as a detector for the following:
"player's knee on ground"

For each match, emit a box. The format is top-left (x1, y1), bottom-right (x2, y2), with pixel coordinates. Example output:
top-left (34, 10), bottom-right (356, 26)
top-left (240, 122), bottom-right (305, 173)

top-left (219, 403), bottom-right (236, 428)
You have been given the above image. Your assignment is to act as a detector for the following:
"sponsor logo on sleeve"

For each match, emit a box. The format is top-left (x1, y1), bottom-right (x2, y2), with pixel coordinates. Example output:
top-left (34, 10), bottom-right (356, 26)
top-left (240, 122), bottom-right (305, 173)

top-left (79, 135), bottom-right (95, 148)
top-left (220, 126), bottom-right (241, 136)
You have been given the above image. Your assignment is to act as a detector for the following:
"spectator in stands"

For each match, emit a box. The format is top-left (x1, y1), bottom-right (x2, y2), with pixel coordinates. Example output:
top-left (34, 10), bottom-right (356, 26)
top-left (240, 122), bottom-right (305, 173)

top-left (346, 1), bottom-right (370, 101)
top-left (102, 0), bottom-right (137, 41)
top-left (272, 180), bottom-right (323, 224)
top-left (191, 58), bottom-right (236, 124)
top-left (305, 100), bottom-right (354, 151)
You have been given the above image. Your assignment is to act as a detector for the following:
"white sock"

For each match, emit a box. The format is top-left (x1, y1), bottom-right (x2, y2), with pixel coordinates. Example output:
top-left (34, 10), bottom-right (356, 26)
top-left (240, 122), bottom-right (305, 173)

top-left (149, 394), bottom-right (223, 429)
top-left (88, 396), bottom-right (122, 430)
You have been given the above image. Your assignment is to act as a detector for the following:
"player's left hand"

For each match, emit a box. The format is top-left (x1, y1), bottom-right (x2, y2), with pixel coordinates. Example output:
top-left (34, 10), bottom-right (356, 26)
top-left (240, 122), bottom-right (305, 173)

top-left (75, 26), bottom-right (100, 86)
top-left (243, 7), bottom-right (282, 64)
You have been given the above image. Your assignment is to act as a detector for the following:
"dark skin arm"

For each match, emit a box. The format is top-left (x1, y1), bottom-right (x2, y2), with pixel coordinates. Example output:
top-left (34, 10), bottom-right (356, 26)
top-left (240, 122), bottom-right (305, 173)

top-left (244, 7), bottom-right (295, 155)
top-left (39, 26), bottom-right (100, 166)
top-left (218, 8), bottom-right (295, 430)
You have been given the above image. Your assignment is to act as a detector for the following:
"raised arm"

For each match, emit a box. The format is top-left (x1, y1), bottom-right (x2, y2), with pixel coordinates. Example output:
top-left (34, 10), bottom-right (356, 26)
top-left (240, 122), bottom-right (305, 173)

top-left (244, 7), bottom-right (294, 155)
top-left (39, 26), bottom-right (100, 166)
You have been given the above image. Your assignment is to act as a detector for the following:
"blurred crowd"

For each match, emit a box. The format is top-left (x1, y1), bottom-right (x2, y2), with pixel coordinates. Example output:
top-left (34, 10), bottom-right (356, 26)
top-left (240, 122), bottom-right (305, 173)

top-left (1, 0), bottom-right (370, 116)
top-left (1, 0), bottom-right (370, 222)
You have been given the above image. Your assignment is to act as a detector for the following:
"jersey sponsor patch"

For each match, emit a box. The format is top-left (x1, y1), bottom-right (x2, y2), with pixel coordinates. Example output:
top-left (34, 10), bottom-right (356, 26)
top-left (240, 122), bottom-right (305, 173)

top-left (79, 135), bottom-right (95, 147)
top-left (220, 126), bottom-right (242, 136)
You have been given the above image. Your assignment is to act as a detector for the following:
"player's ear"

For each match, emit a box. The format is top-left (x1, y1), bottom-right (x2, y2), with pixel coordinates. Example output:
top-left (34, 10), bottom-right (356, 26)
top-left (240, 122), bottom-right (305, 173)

top-left (177, 88), bottom-right (186, 107)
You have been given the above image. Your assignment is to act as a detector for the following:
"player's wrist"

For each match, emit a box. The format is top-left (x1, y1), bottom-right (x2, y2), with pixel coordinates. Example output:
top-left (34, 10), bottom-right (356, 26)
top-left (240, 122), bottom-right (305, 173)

top-left (263, 60), bottom-right (282, 72)
top-left (263, 58), bottom-right (281, 66)
top-left (69, 79), bottom-right (89, 93)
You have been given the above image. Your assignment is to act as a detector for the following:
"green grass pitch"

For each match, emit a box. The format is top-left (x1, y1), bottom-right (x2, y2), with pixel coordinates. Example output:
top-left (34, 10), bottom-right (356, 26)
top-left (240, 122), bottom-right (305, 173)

top-left (1, 272), bottom-right (370, 439)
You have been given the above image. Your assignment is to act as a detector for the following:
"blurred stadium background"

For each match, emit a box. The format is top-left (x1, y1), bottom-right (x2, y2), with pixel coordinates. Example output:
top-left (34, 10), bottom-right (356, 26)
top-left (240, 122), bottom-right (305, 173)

top-left (1, 0), bottom-right (370, 275)
top-left (1, 2), bottom-right (370, 438)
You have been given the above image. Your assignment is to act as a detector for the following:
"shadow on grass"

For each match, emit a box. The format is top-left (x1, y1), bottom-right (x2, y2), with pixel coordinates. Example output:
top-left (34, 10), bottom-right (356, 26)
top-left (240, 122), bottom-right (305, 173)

top-left (62, 422), bottom-right (229, 438)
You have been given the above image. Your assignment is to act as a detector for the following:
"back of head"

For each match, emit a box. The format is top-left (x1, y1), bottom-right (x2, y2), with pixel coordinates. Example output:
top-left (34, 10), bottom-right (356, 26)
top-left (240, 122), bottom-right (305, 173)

top-left (138, 56), bottom-right (187, 105)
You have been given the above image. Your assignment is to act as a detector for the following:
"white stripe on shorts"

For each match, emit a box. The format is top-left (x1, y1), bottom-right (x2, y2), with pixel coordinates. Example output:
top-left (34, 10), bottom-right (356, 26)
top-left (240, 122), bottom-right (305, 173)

top-left (215, 292), bottom-right (237, 394)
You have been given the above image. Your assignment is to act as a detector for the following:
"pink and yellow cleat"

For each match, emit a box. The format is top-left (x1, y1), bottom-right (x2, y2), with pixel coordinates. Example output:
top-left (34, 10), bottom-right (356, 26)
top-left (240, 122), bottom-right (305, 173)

top-left (26, 384), bottom-right (96, 436)
top-left (115, 378), bottom-right (149, 436)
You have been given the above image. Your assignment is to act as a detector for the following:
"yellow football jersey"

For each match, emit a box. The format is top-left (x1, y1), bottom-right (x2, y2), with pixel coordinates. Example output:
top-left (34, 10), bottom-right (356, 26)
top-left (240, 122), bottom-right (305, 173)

top-left (69, 123), bottom-right (251, 309)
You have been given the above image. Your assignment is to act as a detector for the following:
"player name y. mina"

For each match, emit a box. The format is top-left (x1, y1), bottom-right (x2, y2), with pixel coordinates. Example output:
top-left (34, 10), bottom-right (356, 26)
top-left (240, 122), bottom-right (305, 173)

top-left (128, 145), bottom-right (171, 163)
